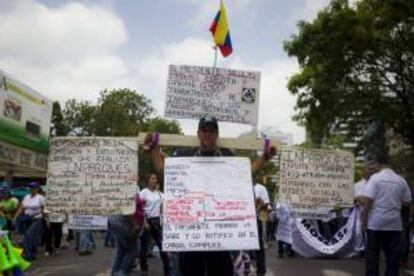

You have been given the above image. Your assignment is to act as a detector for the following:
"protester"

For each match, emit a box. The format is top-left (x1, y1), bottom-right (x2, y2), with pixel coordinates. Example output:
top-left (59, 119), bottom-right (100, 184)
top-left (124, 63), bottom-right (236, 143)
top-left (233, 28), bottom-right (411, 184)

top-left (275, 202), bottom-right (295, 258)
top-left (253, 178), bottom-right (270, 275)
top-left (361, 157), bottom-right (412, 276)
top-left (266, 203), bottom-right (276, 244)
top-left (42, 210), bottom-right (53, 256)
top-left (0, 186), bottom-right (19, 232)
top-left (46, 212), bottom-right (66, 254)
top-left (107, 189), bottom-right (144, 276)
top-left (13, 181), bottom-right (46, 261)
top-left (108, 214), bottom-right (138, 276)
top-left (354, 162), bottom-right (378, 255)
top-left (145, 115), bottom-right (276, 276)
top-left (139, 173), bottom-right (170, 275)
top-left (354, 162), bottom-right (378, 206)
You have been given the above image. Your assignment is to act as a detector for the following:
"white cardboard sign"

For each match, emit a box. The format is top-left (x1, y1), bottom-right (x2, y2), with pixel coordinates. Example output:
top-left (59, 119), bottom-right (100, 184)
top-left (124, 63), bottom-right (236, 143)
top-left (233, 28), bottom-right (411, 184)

top-left (46, 137), bottom-right (138, 216)
top-left (165, 65), bottom-right (260, 126)
top-left (68, 214), bottom-right (108, 230)
top-left (279, 147), bottom-right (354, 218)
top-left (163, 157), bottom-right (259, 251)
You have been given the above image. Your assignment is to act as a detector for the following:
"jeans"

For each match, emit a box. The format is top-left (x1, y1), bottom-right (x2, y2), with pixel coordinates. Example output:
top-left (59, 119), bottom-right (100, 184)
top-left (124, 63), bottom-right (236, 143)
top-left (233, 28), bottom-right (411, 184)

top-left (170, 252), bottom-right (181, 276)
top-left (256, 220), bottom-right (266, 274)
top-left (366, 229), bottom-right (401, 276)
top-left (22, 218), bottom-right (43, 260)
top-left (400, 223), bottom-right (410, 263)
top-left (45, 222), bottom-right (63, 253)
top-left (109, 216), bottom-right (137, 276)
top-left (77, 230), bottom-right (94, 253)
top-left (50, 222), bottom-right (63, 249)
top-left (16, 214), bottom-right (32, 235)
top-left (105, 228), bottom-right (115, 247)
top-left (140, 217), bottom-right (170, 274)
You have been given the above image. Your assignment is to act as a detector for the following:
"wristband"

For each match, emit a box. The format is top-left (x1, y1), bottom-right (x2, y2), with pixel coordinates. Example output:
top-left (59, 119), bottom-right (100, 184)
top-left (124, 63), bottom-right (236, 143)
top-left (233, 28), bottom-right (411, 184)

top-left (149, 132), bottom-right (160, 150)
top-left (263, 138), bottom-right (271, 160)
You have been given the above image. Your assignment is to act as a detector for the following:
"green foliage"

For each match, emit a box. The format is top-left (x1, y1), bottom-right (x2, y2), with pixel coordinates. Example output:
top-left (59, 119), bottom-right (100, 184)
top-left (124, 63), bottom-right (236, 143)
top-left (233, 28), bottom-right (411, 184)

top-left (94, 89), bottom-right (154, 136)
top-left (61, 89), bottom-right (157, 136)
top-left (285, 0), bottom-right (414, 150)
top-left (147, 117), bottom-right (182, 134)
top-left (62, 99), bottom-right (96, 136)
top-left (51, 101), bottom-right (69, 136)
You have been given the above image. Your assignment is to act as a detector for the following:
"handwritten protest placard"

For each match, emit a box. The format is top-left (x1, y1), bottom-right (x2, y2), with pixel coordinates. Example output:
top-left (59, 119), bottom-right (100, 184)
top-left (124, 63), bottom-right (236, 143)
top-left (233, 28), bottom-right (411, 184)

top-left (46, 137), bottom-right (138, 215)
top-left (163, 157), bottom-right (259, 251)
top-left (165, 65), bottom-right (260, 126)
top-left (68, 214), bottom-right (108, 230)
top-left (279, 147), bottom-right (354, 218)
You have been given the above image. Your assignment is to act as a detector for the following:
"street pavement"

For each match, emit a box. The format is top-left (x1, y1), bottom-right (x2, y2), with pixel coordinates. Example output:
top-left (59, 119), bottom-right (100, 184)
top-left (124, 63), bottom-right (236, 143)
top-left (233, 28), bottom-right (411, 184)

top-left (28, 235), bottom-right (414, 276)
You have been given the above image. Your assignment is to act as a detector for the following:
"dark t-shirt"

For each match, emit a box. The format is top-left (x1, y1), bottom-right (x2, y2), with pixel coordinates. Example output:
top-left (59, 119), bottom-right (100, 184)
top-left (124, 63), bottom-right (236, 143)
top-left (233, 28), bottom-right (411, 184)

top-left (170, 147), bottom-right (236, 274)
top-left (172, 147), bottom-right (234, 157)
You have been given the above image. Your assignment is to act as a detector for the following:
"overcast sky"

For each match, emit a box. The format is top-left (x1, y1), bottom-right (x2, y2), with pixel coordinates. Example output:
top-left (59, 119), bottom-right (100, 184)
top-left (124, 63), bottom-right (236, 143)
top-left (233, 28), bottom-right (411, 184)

top-left (0, 0), bottom-right (333, 143)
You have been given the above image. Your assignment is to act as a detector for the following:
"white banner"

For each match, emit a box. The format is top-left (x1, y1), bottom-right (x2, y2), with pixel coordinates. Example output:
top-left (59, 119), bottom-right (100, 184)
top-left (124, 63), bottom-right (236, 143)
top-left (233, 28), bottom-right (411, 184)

top-left (163, 157), bottom-right (259, 251)
top-left (292, 208), bottom-right (358, 258)
top-left (165, 65), bottom-right (260, 126)
top-left (68, 214), bottom-right (108, 230)
top-left (46, 137), bottom-right (138, 215)
top-left (279, 147), bottom-right (354, 218)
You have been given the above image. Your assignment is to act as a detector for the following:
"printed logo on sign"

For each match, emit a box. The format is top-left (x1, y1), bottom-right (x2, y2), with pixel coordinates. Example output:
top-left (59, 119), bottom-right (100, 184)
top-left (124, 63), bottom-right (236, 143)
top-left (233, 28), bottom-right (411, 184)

top-left (241, 88), bottom-right (256, 103)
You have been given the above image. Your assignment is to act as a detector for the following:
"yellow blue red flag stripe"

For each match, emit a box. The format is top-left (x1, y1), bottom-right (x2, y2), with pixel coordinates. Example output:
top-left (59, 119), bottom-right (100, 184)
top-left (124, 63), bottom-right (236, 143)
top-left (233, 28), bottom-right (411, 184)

top-left (209, 0), bottom-right (233, 57)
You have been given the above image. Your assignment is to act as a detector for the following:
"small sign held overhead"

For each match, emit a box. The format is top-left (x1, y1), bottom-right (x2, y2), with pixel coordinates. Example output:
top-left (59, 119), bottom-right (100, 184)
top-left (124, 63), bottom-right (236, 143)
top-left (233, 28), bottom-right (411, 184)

top-left (165, 65), bottom-right (260, 127)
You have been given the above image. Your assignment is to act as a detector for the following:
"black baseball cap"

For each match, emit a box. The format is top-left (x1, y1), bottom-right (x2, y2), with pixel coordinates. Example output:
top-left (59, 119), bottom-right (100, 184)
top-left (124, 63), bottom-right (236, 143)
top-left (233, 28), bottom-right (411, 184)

top-left (198, 115), bottom-right (218, 132)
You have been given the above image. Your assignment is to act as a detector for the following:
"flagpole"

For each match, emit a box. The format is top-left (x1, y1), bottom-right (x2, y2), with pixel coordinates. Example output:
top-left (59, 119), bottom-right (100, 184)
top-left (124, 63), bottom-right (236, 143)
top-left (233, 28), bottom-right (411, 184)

top-left (213, 46), bottom-right (218, 68)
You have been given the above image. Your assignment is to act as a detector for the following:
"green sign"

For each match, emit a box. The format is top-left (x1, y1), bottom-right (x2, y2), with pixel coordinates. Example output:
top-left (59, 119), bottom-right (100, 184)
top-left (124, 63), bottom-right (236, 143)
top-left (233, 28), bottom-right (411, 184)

top-left (0, 70), bottom-right (52, 153)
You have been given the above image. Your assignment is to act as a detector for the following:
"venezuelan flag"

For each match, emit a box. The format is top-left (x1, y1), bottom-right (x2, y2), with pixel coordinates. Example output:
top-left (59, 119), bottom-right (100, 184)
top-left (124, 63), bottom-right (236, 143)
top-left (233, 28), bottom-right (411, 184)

top-left (209, 0), bottom-right (233, 57)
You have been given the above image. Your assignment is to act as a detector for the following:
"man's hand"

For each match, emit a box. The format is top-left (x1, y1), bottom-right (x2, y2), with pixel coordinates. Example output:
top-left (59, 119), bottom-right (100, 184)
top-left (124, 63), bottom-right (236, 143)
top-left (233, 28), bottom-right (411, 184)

top-left (263, 138), bottom-right (277, 160)
top-left (143, 133), bottom-right (160, 151)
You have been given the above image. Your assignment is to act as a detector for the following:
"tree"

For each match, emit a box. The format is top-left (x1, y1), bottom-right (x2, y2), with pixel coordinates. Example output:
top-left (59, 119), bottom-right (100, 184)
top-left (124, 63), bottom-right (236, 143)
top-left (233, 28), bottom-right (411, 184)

top-left (284, 0), bottom-right (414, 152)
top-left (94, 89), bottom-right (154, 136)
top-left (62, 89), bottom-right (156, 137)
top-left (50, 101), bottom-right (69, 136)
top-left (62, 99), bottom-right (97, 136)
top-left (147, 117), bottom-right (182, 134)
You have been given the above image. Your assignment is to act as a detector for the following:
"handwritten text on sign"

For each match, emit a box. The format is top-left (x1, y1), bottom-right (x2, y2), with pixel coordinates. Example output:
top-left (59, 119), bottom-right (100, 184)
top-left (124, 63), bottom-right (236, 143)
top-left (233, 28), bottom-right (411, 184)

top-left (165, 65), bottom-right (260, 125)
top-left (279, 147), bottom-right (354, 213)
top-left (46, 138), bottom-right (137, 215)
top-left (163, 157), bottom-right (259, 251)
top-left (68, 214), bottom-right (108, 230)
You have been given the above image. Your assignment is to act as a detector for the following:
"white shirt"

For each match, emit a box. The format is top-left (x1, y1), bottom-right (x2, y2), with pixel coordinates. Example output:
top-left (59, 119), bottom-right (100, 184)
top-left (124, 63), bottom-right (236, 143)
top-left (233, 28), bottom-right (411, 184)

top-left (22, 194), bottom-right (46, 218)
top-left (140, 188), bottom-right (163, 218)
top-left (354, 179), bottom-right (367, 197)
top-left (362, 168), bottom-right (412, 231)
top-left (254, 183), bottom-right (270, 204)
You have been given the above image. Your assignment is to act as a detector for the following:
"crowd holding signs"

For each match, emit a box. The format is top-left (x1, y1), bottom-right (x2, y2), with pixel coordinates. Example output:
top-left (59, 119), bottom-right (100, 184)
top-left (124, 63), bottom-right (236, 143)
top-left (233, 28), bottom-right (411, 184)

top-left (35, 65), bottom-right (360, 276)
top-left (2, 62), bottom-right (409, 276)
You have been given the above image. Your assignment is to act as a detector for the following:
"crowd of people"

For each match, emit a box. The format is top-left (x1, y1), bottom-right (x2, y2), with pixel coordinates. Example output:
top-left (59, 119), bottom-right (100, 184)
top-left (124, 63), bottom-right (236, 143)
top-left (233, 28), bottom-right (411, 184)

top-left (0, 115), bottom-right (413, 276)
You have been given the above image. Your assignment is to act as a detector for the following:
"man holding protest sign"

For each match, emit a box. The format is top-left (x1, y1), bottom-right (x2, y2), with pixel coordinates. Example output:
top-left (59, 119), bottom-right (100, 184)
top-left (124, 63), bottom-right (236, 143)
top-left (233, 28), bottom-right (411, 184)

top-left (145, 115), bottom-right (276, 276)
